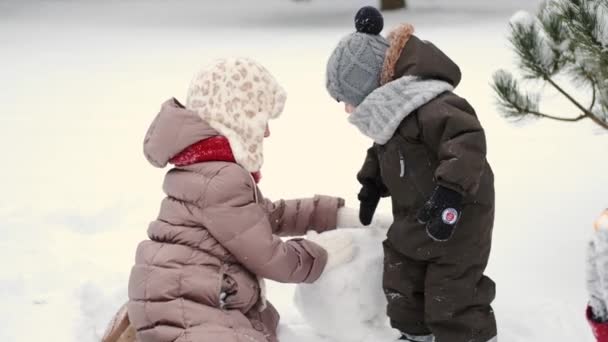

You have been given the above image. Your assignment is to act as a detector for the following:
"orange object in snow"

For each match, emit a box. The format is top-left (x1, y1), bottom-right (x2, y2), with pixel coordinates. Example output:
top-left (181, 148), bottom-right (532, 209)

top-left (595, 209), bottom-right (608, 232)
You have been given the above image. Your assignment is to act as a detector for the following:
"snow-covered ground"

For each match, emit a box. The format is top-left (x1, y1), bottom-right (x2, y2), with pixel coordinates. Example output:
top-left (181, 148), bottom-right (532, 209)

top-left (1, 0), bottom-right (606, 341)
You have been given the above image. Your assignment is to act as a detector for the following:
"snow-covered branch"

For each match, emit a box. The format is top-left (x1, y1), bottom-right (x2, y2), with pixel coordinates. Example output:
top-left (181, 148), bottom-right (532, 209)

top-left (493, 0), bottom-right (608, 130)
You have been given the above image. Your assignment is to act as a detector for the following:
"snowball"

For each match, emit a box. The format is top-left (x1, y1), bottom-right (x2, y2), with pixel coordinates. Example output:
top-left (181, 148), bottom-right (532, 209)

top-left (294, 228), bottom-right (400, 342)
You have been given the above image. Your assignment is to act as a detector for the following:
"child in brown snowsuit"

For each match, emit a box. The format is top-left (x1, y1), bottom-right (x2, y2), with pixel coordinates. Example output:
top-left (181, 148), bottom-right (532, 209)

top-left (325, 7), bottom-right (497, 342)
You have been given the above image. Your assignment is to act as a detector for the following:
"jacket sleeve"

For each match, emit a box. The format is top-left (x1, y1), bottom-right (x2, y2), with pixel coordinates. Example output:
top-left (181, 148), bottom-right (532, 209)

top-left (200, 166), bottom-right (328, 284)
top-left (356, 145), bottom-right (389, 196)
top-left (419, 100), bottom-right (487, 196)
top-left (261, 195), bottom-right (345, 237)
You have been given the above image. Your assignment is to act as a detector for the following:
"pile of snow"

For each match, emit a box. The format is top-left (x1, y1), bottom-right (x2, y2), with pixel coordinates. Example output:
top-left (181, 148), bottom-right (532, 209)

top-left (294, 228), bottom-right (400, 342)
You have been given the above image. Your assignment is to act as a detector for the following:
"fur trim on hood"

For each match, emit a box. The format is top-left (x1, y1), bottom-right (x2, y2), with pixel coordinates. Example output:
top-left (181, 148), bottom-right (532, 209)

top-left (380, 23), bottom-right (461, 88)
top-left (381, 23), bottom-right (415, 86)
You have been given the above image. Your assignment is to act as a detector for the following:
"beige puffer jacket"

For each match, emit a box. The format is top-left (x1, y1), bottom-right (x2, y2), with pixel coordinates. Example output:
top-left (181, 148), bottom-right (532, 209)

top-left (127, 98), bottom-right (344, 342)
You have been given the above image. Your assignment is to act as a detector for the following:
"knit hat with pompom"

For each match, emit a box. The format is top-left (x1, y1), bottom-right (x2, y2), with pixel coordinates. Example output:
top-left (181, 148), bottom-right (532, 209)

top-left (326, 6), bottom-right (389, 106)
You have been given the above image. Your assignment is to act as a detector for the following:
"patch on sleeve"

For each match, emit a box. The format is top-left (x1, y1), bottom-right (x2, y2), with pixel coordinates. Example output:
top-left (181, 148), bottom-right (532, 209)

top-left (441, 208), bottom-right (459, 225)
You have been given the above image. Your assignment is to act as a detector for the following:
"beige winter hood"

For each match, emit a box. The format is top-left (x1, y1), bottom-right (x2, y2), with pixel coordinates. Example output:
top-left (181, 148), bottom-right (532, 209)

top-left (185, 58), bottom-right (287, 172)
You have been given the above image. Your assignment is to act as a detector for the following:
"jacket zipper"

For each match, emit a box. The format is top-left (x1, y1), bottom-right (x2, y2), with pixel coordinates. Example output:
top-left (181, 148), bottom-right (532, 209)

top-left (398, 150), bottom-right (405, 178)
top-left (218, 264), bottom-right (228, 310)
top-left (248, 173), bottom-right (268, 313)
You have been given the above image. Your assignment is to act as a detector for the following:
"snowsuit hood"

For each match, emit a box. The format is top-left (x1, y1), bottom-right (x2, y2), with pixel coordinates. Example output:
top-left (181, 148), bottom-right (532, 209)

top-left (380, 24), bottom-right (462, 88)
top-left (143, 98), bottom-right (218, 168)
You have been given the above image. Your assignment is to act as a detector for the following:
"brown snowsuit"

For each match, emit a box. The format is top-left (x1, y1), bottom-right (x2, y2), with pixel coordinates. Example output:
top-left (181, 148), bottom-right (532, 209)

top-left (127, 99), bottom-right (344, 342)
top-left (357, 27), bottom-right (497, 342)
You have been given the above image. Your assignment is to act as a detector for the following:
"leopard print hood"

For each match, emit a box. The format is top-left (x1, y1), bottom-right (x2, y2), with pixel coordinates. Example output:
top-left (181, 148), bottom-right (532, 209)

top-left (185, 58), bottom-right (287, 172)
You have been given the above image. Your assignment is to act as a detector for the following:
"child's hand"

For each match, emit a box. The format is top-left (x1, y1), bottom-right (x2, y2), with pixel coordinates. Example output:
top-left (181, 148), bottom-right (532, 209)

top-left (595, 209), bottom-right (608, 232)
top-left (358, 185), bottom-right (381, 226)
top-left (307, 231), bottom-right (356, 272)
top-left (417, 186), bottom-right (463, 242)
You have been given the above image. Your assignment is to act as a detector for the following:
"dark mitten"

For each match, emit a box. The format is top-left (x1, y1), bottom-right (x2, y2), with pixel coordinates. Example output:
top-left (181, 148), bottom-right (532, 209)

top-left (358, 186), bottom-right (381, 226)
top-left (417, 186), bottom-right (463, 241)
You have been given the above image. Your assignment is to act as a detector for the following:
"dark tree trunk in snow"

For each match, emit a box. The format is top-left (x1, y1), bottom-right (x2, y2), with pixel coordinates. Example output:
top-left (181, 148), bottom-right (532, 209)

top-left (381, 0), bottom-right (406, 11)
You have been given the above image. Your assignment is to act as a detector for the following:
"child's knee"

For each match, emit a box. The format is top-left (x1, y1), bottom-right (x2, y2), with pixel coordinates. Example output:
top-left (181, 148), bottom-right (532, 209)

top-left (425, 274), bottom-right (495, 322)
top-left (382, 241), bottom-right (427, 294)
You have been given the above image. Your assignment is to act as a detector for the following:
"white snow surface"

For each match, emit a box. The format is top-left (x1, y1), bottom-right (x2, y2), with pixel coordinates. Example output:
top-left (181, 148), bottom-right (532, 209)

top-left (1, 0), bottom-right (606, 341)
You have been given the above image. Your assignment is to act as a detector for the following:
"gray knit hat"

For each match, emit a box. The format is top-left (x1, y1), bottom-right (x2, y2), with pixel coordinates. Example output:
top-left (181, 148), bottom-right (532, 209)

top-left (326, 7), bottom-right (389, 106)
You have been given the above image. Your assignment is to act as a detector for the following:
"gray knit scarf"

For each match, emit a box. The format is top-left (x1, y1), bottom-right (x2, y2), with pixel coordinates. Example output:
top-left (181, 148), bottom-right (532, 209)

top-left (348, 76), bottom-right (454, 145)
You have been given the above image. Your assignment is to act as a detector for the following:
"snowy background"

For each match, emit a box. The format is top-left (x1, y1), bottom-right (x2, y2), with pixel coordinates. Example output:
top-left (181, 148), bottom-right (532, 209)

top-left (1, 0), bottom-right (606, 341)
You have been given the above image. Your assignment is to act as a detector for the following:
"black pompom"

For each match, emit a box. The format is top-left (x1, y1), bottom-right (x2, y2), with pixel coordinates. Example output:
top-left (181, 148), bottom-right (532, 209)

top-left (355, 6), bottom-right (384, 35)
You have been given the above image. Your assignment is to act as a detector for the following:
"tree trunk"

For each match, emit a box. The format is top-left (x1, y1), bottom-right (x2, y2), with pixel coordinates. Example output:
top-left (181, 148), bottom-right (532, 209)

top-left (381, 0), bottom-right (406, 11)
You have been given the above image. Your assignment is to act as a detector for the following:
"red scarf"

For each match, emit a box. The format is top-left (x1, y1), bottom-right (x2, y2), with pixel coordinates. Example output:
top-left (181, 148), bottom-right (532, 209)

top-left (169, 136), bottom-right (261, 183)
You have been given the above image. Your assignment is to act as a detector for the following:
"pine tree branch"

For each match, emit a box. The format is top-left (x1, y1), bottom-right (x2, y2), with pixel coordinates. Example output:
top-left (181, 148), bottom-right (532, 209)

top-left (498, 2), bottom-right (608, 130)
top-left (544, 76), bottom-right (608, 130)
top-left (587, 114), bottom-right (608, 130)
top-left (545, 76), bottom-right (594, 116)
top-left (589, 80), bottom-right (597, 112)
top-left (526, 110), bottom-right (586, 122)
